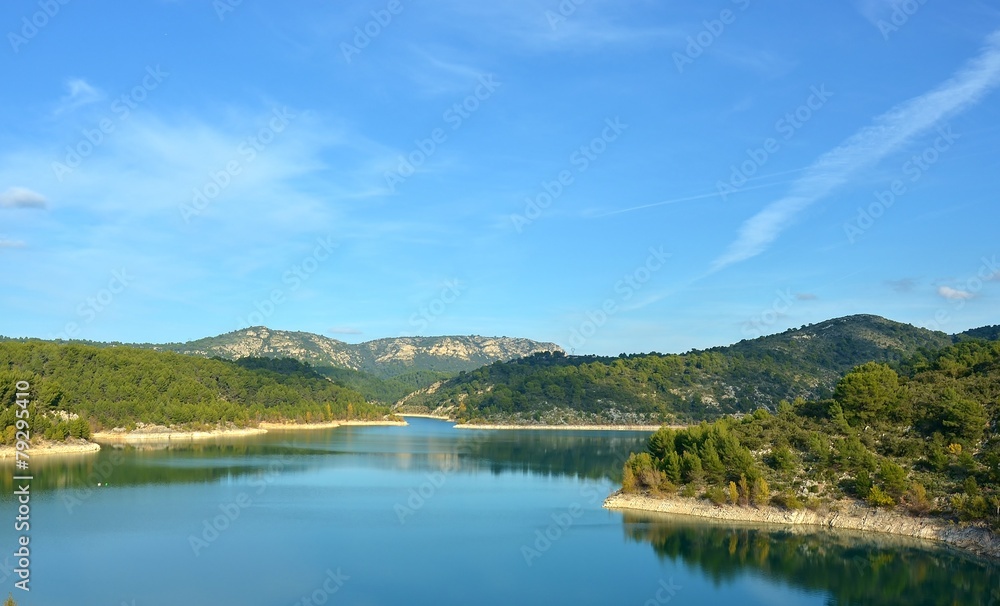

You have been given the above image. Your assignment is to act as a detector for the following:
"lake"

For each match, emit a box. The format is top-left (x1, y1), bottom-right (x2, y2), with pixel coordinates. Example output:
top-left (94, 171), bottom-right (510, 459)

top-left (1, 417), bottom-right (997, 605)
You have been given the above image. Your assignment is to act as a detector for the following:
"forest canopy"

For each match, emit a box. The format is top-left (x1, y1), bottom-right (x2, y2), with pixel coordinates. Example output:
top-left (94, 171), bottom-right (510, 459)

top-left (620, 338), bottom-right (1000, 529)
top-left (0, 341), bottom-right (389, 444)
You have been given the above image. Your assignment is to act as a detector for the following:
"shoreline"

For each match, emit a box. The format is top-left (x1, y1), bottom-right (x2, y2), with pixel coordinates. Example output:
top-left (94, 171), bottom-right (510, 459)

top-left (454, 423), bottom-right (665, 431)
top-left (0, 440), bottom-right (101, 458)
top-left (94, 419), bottom-right (409, 443)
top-left (604, 491), bottom-right (1000, 561)
top-left (258, 420), bottom-right (408, 430)
top-left (93, 427), bottom-right (267, 444)
top-left (396, 413), bottom-right (452, 421)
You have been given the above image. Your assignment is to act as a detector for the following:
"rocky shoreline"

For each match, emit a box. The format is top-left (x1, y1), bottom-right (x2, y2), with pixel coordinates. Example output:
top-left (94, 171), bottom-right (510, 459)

top-left (604, 491), bottom-right (1000, 560)
top-left (93, 426), bottom-right (267, 443)
top-left (0, 439), bottom-right (101, 458)
top-left (93, 419), bottom-right (408, 443)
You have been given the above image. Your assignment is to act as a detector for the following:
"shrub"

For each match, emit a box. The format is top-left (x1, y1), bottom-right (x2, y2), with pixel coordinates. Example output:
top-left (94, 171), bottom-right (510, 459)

top-left (771, 493), bottom-right (805, 510)
top-left (621, 465), bottom-right (638, 493)
top-left (705, 486), bottom-right (728, 506)
top-left (877, 460), bottom-right (908, 500)
top-left (854, 470), bottom-right (873, 499)
top-left (867, 486), bottom-right (896, 508)
top-left (904, 482), bottom-right (932, 515)
top-left (751, 477), bottom-right (770, 506)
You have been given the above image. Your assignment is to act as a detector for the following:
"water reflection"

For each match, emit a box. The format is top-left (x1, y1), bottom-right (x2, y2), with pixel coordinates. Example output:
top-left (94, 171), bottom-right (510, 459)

top-left (0, 418), bottom-right (650, 495)
top-left (622, 512), bottom-right (1000, 606)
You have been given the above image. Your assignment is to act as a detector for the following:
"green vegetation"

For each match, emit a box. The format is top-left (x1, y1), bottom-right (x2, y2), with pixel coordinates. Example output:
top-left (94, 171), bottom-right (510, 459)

top-left (416, 315), bottom-right (956, 424)
top-left (0, 341), bottom-right (390, 445)
top-left (313, 366), bottom-right (451, 405)
top-left (619, 337), bottom-right (1000, 530)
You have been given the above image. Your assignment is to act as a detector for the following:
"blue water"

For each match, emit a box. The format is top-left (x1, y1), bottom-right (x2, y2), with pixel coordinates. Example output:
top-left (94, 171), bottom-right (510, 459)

top-left (1, 418), bottom-right (996, 605)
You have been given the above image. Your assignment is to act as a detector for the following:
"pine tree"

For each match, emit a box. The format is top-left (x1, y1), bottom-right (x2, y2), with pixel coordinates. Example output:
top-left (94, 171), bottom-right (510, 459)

top-left (681, 451), bottom-right (704, 484)
top-left (663, 451), bottom-right (682, 484)
top-left (700, 440), bottom-right (726, 483)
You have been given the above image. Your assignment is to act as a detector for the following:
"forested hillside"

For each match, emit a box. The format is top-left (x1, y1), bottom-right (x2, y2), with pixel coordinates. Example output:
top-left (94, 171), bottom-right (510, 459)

top-left (621, 337), bottom-right (1000, 530)
top-left (0, 341), bottom-right (389, 444)
top-left (410, 315), bottom-right (956, 424)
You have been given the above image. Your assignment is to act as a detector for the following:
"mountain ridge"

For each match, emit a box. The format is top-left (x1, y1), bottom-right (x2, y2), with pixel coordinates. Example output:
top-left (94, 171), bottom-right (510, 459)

top-left (402, 314), bottom-right (995, 424)
top-left (124, 328), bottom-right (564, 378)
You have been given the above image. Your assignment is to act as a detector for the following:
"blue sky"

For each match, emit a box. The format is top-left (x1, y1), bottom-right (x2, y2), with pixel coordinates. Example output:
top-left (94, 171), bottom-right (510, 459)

top-left (2, 0), bottom-right (1000, 355)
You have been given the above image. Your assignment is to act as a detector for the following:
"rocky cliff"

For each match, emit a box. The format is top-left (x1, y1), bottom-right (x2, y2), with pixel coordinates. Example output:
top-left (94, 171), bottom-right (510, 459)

top-left (141, 328), bottom-right (563, 377)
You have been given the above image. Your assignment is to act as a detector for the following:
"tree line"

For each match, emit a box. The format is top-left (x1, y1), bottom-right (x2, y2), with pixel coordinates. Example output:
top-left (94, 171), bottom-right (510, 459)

top-left (0, 341), bottom-right (391, 444)
top-left (621, 338), bottom-right (1000, 529)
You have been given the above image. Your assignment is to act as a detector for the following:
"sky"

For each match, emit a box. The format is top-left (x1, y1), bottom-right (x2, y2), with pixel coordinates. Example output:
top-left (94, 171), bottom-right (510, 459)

top-left (2, 0), bottom-right (1000, 356)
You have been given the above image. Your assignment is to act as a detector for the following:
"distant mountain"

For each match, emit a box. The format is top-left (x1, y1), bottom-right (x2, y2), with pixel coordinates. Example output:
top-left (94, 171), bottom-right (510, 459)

top-left (135, 328), bottom-right (564, 378)
top-left (406, 315), bottom-right (976, 424)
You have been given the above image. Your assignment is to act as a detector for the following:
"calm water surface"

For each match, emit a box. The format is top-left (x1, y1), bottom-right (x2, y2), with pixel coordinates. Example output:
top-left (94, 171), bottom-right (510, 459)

top-left (1, 417), bottom-right (997, 605)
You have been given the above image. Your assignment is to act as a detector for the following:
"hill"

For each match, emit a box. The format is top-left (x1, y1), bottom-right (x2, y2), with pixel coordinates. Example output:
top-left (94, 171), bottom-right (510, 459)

top-left (134, 328), bottom-right (563, 378)
top-left (616, 335), bottom-right (1000, 545)
top-left (407, 315), bottom-right (959, 424)
top-left (0, 340), bottom-right (389, 444)
top-left (9, 328), bottom-right (564, 405)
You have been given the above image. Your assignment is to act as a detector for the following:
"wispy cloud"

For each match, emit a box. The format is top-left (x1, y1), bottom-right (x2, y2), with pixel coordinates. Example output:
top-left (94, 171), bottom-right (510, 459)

top-left (0, 239), bottom-right (27, 248)
top-left (593, 167), bottom-right (808, 218)
top-left (54, 78), bottom-right (103, 115)
top-left (711, 29), bottom-right (1000, 272)
top-left (795, 292), bottom-right (818, 300)
top-left (401, 50), bottom-right (491, 96)
top-left (938, 285), bottom-right (974, 300)
top-left (0, 187), bottom-right (47, 209)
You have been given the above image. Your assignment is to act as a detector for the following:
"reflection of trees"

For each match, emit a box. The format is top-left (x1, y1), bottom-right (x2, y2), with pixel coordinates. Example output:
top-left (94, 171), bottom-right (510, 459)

top-left (456, 430), bottom-right (647, 481)
top-left (0, 442), bottom-right (312, 495)
top-left (622, 512), bottom-right (1000, 605)
top-left (0, 425), bottom-right (651, 496)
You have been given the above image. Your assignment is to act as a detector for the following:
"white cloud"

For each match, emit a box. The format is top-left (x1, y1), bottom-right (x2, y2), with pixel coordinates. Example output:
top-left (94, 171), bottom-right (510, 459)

top-left (54, 78), bottom-right (103, 115)
top-left (938, 286), bottom-right (974, 300)
top-left (0, 187), bottom-right (47, 209)
top-left (0, 239), bottom-right (26, 248)
top-left (711, 29), bottom-right (1000, 272)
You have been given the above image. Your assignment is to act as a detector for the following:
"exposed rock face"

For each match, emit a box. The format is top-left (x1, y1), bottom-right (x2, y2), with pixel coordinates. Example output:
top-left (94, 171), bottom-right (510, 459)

top-left (604, 491), bottom-right (1000, 560)
top-left (144, 329), bottom-right (563, 378)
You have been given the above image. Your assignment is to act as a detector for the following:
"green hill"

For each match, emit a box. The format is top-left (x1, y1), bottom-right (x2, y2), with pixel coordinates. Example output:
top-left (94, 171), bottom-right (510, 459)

top-left (620, 335), bottom-right (1000, 533)
top-left (72, 327), bottom-right (563, 404)
top-left (0, 341), bottom-right (389, 444)
top-left (409, 315), bottom-right (958, 424)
